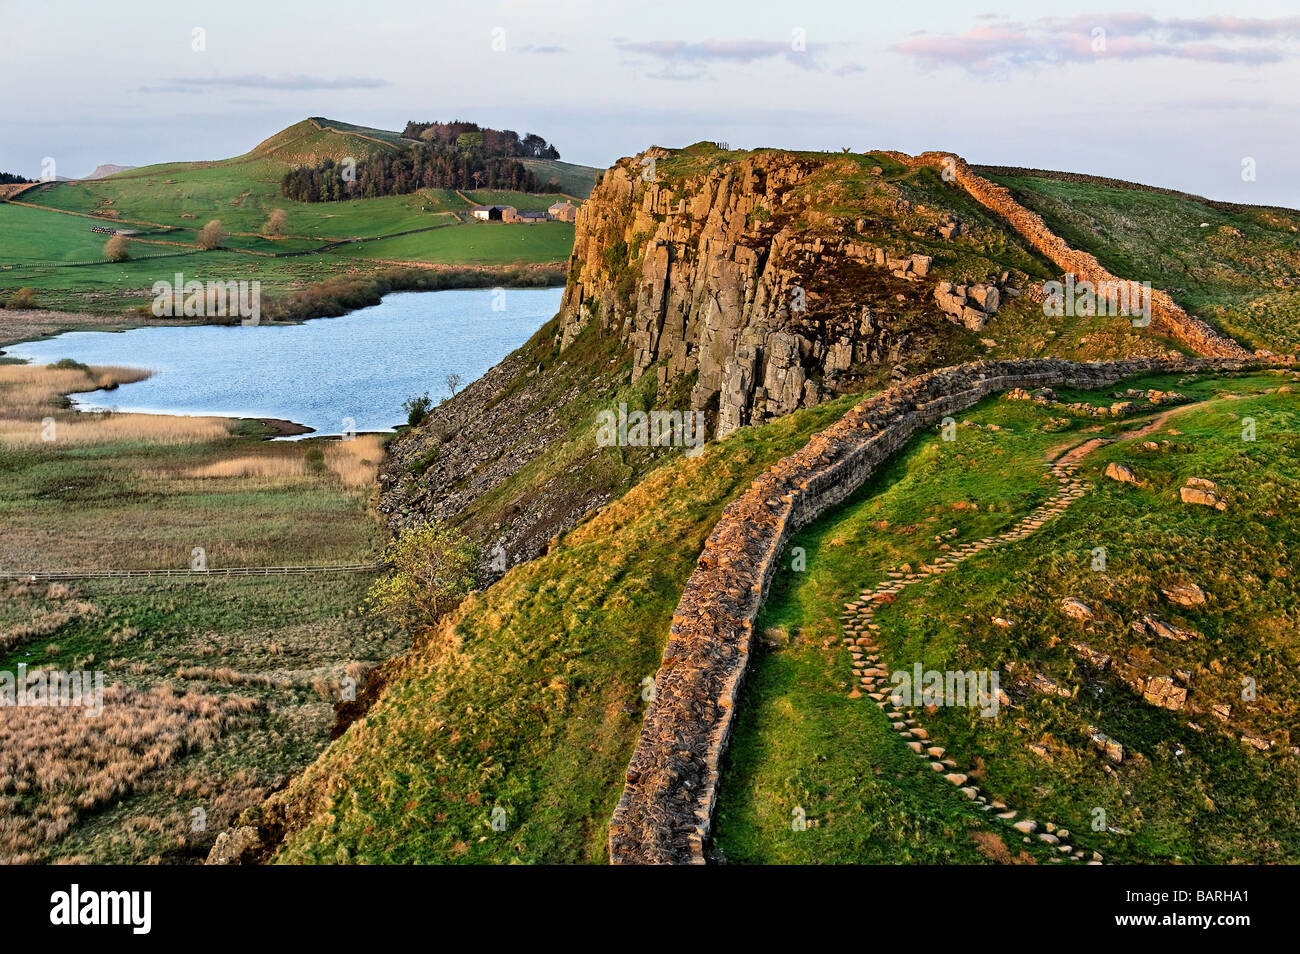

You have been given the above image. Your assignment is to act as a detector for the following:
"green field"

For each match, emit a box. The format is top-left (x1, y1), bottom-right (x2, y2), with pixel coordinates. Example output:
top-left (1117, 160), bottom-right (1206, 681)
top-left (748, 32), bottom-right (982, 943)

top-left (331, 221), bottom-right (577, 265)
top-left (715, 368), bottom-right (1300, 864)
top-left (0, 118), bottom-right (597, 314)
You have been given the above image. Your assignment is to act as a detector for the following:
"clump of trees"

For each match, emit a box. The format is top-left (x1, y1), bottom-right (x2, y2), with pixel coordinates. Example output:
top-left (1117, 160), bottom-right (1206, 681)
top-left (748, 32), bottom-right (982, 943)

top-left (263, 209), bottom-right (288, 236)
top-left (0, 172), bottom-right (32, 185)
top-left (281, 120), bottom-right (563, 203)
top-left (366, 521), bottom-right (478, 629)
top-left (281, 145), bottom-right (539, 202)
top-left (401, 120), bottom-right (560, 159)
top-left (197, 219), bottom-right (226, 250)
top-left (104, 234), bottom-right (130, 262)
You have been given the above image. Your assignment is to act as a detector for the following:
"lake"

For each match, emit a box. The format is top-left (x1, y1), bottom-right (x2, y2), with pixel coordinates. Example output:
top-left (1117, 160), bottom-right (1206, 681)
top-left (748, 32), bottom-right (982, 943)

top-left (3, 288), bottom-right (561, 436)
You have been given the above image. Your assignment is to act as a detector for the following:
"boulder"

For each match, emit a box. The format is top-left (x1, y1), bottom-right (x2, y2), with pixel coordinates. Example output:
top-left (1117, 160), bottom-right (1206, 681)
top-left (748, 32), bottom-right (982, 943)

top-left (1104, 462), bottom-right (1138, 484)
top-left (206, 826), bottom-right (265, 865)
top-left (1072, 642), bottom-right (1111, 668)
top-left (1143, 614), bottom-right (1198, 641)
top-left (1180, 481), bottom-right (1226, 510)
top-left (1161, 582), bottom-right (1206, 607)
top-left (1144, 675), bottom-right (1187, 711)
top-left (1060, 597), bottom-right (1095, 622)
top-left (967, 283), bottom-right (1000, 312)
top-left (1088, 727), bottom-right (1124, 763)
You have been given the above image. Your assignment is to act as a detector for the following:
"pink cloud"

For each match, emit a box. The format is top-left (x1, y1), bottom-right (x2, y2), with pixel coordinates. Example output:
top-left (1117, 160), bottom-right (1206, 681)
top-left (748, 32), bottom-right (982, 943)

top-left (892, 13), bottom-right (1300, 72)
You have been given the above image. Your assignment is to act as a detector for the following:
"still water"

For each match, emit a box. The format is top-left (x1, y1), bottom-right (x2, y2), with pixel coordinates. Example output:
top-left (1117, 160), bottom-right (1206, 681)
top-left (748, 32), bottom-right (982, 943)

top-left (4, 288), bottom-right (561, 436)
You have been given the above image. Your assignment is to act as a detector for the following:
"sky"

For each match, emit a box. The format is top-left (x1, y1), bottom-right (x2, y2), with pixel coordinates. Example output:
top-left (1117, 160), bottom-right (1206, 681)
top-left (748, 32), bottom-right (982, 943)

top-left (2, 0), bottom-right (1299, 205)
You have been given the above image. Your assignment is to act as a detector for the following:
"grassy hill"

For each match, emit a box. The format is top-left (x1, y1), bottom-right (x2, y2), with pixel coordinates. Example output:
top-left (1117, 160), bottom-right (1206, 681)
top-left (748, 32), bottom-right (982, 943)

top-left (982, 168), bottom-right (1300, 354)
top-left (241, 362), bottom-right (1300, 865)
top-left (716, 368), bottom-right (1300, 864)
top-left (0, 118), bottom-right (601, 316)
top-left (255, 390), bottom-right (866, 863)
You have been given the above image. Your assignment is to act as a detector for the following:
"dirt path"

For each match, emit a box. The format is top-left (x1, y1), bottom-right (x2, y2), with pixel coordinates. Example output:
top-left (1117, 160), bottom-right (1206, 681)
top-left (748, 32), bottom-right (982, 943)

top-left (838, 401), bottom-right (1209, 864)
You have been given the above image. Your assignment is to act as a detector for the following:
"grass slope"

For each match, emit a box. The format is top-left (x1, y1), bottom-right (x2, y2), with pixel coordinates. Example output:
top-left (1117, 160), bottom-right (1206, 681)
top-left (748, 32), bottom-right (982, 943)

top-left (331, 221), bottom-right (577, 265)
top-left (259, 393), bottom-right (864, 864)
top-left (716, 368), bottom-right (1300, 864)
top-left (988, 172), bottom-right (1300, 354)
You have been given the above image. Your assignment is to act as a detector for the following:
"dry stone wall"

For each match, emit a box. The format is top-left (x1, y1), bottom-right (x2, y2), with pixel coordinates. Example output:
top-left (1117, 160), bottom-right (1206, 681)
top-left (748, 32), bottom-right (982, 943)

top-left (608, 355), bottom-right (1261, 865)
top-left (889, 152), bottom-right (1255, 360)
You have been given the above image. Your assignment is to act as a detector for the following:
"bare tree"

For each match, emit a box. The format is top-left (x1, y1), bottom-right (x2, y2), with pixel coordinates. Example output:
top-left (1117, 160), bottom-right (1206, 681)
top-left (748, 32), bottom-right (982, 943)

top-left (197, 219), bottom-right (227, 250)
top-left (104, 234), bottom-right (129, 262)
top-left (445, 373), bottom-right (462, 396)
top-left (263, 209), bottom-right (288, 236)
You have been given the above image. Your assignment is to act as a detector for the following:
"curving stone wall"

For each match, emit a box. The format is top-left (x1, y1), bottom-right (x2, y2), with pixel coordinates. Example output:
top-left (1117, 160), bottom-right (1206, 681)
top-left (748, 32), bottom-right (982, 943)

top-left (608, 355), bottom-right (1261, 864)
top-left (887, 152), bottom-right (1256, 361)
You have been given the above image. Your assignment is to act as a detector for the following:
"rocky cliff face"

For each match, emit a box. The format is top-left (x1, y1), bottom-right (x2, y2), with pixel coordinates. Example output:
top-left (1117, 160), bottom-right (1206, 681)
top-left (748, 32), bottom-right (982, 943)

top-left (377, 143), bottom-right (1233, 580)
top-left (555, 147), bottom-right (1022, 438)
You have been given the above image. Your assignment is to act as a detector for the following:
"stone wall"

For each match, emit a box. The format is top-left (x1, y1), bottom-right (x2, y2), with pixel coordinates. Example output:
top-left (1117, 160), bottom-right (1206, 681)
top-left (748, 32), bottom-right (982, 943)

top-left (889, 152), bottom-right (1256, 360)
top-left (608, 355), bottom-right (1260, 864)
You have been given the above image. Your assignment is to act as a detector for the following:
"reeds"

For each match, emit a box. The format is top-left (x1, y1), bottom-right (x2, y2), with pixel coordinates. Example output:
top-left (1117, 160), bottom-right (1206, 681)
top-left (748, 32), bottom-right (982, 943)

top-left (0, 363), bottom-right (231, 446)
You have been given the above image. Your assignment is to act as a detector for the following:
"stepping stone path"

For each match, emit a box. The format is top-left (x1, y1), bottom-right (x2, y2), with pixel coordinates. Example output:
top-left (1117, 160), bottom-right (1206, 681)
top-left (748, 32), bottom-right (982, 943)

top-left (840, 451), bottom-right (1104, 865)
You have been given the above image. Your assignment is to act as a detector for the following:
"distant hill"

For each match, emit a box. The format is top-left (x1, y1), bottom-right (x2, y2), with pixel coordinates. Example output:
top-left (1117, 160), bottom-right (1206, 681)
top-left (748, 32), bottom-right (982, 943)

top-left (0, 115), bottom-right (592, 313)
top-left (242, 117), bottom-right (408, 166)
top-left (244, 119), bottom-right (600, 198)
top-left (84, 164), bottom-right (136, 180)
top-left (519, 158), bottom-right (599, 198)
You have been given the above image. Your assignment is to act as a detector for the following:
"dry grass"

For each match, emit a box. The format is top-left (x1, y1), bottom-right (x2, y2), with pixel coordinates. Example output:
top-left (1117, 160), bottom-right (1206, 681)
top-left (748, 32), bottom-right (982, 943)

top-left (184, 433), bottom-right (383, 488)
top-left (324, 434), bottom-right (383, 488)
top-left (187, 455), bottom-right (306, 480)
top-left (0, 583), bottom-right (99, 653)
top-left (174, 667), bottom-right (287, 689)
top-left (0, 684), bottom-right (257, 863)
top-left (0, 363), bottom-right (231, 447)
top-left (0, 309), bottom-right (169, 350)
